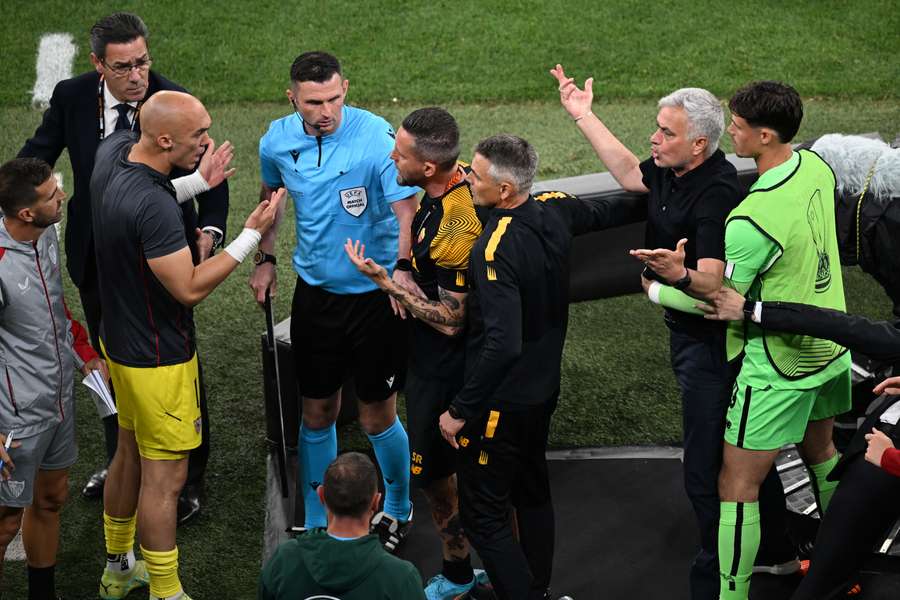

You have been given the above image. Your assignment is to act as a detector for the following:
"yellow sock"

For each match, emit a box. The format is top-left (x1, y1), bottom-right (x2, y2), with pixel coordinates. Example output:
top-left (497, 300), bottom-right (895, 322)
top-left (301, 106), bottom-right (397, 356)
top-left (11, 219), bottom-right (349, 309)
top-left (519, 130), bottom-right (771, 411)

top-left (141, 545), bottom-right (181, 598)
top-left (103, 512), bottom-right (136, 555)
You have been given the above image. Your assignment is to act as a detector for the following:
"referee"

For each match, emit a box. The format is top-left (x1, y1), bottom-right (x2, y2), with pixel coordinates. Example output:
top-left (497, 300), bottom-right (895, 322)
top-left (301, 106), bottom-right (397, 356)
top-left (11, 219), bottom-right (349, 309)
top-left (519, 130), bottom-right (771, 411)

top-left (437, 134), bottom-right (643, 600)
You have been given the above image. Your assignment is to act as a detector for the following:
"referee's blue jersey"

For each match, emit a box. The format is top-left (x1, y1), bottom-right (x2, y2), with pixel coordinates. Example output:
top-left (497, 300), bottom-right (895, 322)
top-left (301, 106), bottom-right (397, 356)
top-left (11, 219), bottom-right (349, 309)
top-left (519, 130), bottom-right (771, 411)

top-left (259, 105), bottom-right (419, 294)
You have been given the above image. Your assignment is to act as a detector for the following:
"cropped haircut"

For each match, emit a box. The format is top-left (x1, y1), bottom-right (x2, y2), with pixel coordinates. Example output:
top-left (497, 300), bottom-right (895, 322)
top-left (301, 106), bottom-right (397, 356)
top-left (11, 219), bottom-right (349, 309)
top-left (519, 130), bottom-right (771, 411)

top-left (729, 81), bottom-right (803, 143)
top-left (291, 51), bottom-right (342, 84)
top-left (658, 88), bottom-right (724, 157)
top-left (474, 134), bottom-right (538, 192)
top-left (322, 452), bottom-right (378, 518)
top-left (401, 107), bottom-right (460, 171)
top-left (90, 12), bottom-right (149, 59)
top-left (0, 158), bottom-right (52, 217)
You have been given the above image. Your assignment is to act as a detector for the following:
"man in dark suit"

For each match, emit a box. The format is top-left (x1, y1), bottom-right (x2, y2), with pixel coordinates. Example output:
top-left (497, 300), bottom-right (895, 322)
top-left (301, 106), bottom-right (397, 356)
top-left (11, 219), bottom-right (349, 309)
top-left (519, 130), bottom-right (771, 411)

top-left (18, 12), bottom-right (227, 523)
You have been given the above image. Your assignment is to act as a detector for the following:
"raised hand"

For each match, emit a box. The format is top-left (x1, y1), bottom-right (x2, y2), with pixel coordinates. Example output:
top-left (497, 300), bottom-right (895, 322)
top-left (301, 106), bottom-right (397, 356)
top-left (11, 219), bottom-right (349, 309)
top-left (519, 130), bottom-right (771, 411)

top-left (630, 238), bottom-right (688, 283)
top-left (198, 139), bottom-right (236, 189)
top-left (550, 63), bottom-right (594, 120)
top-left (245, 188), bottom-right (285, 234)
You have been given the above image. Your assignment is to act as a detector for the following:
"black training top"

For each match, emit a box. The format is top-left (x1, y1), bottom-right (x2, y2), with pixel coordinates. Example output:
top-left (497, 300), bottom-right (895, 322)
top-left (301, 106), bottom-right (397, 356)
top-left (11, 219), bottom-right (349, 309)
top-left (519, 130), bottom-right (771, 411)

top-left (91, 131), bottom-right (194, 367)
top-left (451, 191), bottom-right (644, 420)
top-left (408, 165), bottom-right (482, 379)
top-left (639, 149), bottom-right (743, 334)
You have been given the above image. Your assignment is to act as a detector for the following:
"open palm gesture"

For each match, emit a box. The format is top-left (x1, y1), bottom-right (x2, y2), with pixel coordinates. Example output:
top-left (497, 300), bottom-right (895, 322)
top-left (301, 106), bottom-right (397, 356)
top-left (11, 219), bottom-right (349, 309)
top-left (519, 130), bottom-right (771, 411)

top-left (550, 63), bottom-right (594, 120)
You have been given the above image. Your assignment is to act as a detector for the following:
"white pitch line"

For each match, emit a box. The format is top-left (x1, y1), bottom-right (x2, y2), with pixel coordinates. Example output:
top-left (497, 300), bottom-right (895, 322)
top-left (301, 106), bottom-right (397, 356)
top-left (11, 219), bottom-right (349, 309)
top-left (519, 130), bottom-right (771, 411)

top-left (31, 33), bottom-right (77, 110)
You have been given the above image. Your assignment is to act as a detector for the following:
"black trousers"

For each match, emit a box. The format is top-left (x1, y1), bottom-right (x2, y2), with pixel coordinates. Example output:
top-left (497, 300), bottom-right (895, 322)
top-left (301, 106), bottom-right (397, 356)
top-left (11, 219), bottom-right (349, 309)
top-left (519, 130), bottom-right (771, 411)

top-left (458, 399), bottom-right (557, 600)
top-left (790, 451), bottom-right (900, 598)
top-left (79, 258), bottom-right (209, 488)
top-left (669, 327), bottom-right (790, 600)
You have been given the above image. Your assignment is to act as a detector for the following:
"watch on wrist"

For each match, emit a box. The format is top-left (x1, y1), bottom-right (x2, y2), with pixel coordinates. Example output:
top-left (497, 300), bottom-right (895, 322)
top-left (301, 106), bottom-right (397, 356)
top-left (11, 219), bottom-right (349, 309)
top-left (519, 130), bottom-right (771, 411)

top-left (203, 228), bottom-right (224, 249)
top-left (395, 258), bottom-right (412, 272)
top-left (253, 250), bottom-right (277, 266)
top-left (447, 404), bottom-right (463, 420)
top-left (743, 300), bottom-right (756, 322)
top-left (672, 270), bottom-right (692, 291)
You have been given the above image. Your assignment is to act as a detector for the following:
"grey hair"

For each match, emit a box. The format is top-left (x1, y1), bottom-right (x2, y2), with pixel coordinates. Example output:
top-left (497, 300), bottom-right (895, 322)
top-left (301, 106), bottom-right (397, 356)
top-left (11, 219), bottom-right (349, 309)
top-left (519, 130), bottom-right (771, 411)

top-left (474, 134), bottom-right (538, 192)
top-left (658, 88), bottom-right (724, 157)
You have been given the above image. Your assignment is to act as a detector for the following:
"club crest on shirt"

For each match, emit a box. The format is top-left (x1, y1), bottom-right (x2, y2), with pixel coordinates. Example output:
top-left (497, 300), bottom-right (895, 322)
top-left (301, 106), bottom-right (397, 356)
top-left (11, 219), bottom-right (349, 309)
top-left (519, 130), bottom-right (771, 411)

top-left (340, 186), bottom-right (368, 217)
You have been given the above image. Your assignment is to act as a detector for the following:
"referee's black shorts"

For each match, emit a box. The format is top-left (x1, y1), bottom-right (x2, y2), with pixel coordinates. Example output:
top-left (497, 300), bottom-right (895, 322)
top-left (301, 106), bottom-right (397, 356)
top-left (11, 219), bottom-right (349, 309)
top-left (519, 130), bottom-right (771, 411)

top-left (290, 276), bottom-right (407, 403)
top-left (406, 368), bottom-right (461, 487)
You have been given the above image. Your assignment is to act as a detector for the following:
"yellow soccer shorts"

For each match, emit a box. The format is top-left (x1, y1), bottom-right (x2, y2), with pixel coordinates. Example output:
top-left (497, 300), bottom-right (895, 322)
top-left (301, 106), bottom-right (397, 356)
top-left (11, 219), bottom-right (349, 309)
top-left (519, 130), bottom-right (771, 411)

top-left (106, 351), bottom-right (202, 460)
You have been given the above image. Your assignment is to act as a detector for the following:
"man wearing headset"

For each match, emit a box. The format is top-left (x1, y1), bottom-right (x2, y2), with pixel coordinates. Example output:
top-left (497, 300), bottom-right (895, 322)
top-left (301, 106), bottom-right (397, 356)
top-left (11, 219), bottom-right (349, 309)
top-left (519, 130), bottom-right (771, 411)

top-left (250, 51), bottom-right (419, 548)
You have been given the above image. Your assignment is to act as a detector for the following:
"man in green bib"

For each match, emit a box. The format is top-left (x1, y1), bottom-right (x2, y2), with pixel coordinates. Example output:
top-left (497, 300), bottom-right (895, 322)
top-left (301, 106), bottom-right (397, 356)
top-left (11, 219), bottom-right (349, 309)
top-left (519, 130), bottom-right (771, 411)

top-left (714, 81), bottom-right (851, 599)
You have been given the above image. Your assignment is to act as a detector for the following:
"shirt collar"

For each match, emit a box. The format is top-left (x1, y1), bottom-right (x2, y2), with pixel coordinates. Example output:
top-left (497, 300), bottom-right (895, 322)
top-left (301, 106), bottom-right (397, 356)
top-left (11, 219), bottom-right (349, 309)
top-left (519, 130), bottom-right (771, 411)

top-left (664, 149), bottom-right (725, 190)
top-left (750, 150), bottom-right (800, 191)
top-left (297, 105), bottom-right (347, 140)
top-left (103, 81), bottom-right (139, 111)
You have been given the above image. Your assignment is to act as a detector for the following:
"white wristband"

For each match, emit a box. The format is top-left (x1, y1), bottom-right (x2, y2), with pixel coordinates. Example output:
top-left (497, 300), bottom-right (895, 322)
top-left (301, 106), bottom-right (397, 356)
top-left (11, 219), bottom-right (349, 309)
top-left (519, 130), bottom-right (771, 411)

top-left (752, 301), bottom-right (763, 324)
top-left (648, 281), bottom-right (662, 304)
top-left (172, 170), bottom-right (210, 204)
top-left (223, 228), bottom-right (261, 263)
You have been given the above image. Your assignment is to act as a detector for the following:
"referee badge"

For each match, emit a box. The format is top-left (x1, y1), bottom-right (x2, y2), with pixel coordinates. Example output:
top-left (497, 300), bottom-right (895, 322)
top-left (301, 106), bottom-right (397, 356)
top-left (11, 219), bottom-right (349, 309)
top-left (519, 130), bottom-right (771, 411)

top-left (340, 186), bottom-right (368, 217)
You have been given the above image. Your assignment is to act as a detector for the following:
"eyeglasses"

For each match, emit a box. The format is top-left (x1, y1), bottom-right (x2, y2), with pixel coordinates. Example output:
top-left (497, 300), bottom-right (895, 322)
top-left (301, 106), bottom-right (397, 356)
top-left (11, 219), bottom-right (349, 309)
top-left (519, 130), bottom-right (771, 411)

top-left (101, 56), bottom-right (152, 78)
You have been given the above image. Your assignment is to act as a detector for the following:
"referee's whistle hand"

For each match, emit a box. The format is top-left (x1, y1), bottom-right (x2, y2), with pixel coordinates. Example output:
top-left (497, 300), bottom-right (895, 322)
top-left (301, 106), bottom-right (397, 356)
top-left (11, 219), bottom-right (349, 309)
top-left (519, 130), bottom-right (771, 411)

top-left (250, 264), bottom-right (276, 307)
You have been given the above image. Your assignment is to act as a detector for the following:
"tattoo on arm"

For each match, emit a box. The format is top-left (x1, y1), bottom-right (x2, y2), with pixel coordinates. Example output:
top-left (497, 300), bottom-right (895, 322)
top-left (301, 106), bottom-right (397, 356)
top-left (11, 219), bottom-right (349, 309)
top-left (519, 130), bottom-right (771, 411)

top-left (384, 283), bottom-right (466, 330)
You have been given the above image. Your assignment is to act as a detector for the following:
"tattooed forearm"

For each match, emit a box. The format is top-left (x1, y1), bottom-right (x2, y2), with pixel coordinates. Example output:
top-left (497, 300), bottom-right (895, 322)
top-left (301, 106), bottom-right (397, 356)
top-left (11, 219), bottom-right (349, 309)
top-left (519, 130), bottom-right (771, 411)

top-left (383, 281), bottom-right (467, 333)
top-left (439, 287), bottom-right (462, 311)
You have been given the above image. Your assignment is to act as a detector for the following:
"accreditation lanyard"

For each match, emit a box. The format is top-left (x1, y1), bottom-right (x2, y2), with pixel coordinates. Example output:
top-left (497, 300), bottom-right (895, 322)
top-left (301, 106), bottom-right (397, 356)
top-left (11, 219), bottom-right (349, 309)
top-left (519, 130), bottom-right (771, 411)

top-left (96, 77), bottom-right (142, 140)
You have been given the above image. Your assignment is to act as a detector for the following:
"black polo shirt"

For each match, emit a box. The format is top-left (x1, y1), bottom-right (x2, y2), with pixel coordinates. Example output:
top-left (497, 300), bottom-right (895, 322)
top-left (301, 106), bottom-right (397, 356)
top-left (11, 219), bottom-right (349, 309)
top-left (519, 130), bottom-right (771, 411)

top-left (639, 149), bottom-right (742, 334)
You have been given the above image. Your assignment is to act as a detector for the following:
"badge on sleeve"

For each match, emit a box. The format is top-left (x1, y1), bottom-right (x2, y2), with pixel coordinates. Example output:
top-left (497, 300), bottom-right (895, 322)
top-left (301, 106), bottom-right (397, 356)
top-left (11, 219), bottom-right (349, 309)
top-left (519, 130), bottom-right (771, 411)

top-left (340, 186), bottom-right (368, 217)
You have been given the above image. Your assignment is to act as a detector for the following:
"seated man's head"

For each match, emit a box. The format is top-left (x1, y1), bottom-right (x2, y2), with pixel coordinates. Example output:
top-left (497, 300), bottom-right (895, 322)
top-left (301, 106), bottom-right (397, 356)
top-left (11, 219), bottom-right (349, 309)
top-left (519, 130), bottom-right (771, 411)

top-left (138, 90), bottom-right (211, 172)
top-left (392, 107), bottom-right (461, 187)
top-left (468, 134), bottom-right (538, 208)
top-left (318, 452), bottom-right (380, 521)
top-left (727, 81), bottom-right (803, 158)
top-left (650, 88), bottom-right (724, 174)
top-left (0, 158), bottom-right (65, 233)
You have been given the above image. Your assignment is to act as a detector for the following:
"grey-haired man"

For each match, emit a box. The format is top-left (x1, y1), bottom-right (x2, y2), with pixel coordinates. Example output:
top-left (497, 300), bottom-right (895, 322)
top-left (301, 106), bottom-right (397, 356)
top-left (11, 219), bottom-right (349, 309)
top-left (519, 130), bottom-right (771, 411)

top-left (552, 65), bottom-right (790, 599)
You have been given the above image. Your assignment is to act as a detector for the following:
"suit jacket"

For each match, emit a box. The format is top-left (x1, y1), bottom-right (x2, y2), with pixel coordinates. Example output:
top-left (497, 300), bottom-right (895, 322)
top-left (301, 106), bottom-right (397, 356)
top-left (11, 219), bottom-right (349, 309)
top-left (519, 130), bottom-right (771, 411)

top-left (18, 70), bottom-right (229, 287)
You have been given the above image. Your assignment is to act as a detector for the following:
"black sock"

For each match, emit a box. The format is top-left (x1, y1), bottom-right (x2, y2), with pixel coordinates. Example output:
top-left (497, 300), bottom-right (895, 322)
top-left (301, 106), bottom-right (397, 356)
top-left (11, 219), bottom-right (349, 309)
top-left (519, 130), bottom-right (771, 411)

top-left (27, 564), bottom-right (55, 600)
top-left (443, 555), bottom-right (473, 585)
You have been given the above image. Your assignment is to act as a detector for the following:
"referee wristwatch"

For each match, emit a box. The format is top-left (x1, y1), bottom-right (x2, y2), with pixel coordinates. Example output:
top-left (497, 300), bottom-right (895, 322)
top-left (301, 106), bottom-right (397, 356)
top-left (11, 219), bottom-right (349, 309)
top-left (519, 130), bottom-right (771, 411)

top-left (253, 250), bottom-right (277, 267)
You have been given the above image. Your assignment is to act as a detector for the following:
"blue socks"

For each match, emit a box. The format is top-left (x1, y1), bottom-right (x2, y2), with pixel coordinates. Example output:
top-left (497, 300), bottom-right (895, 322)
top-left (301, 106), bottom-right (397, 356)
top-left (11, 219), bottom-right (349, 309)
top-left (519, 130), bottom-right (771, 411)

top-left (299, 423), bottom-right (337, 528)
top-left (367, 417), bottom-right (412, 521)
